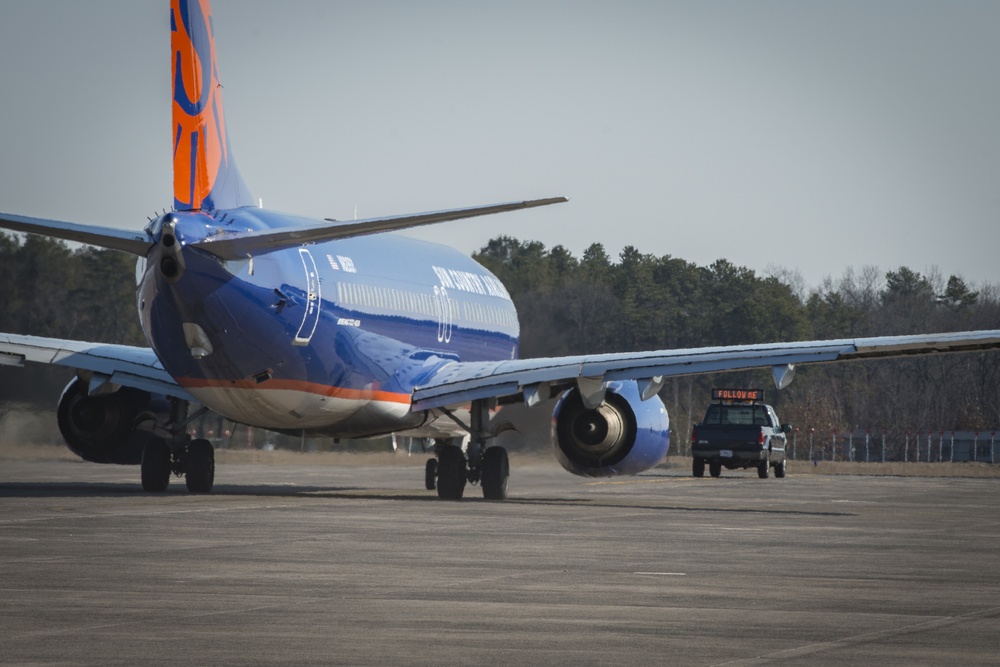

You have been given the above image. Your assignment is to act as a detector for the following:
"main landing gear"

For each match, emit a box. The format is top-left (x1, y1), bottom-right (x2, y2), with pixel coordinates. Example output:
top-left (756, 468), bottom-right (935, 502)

top-left (425, 399), bottom-right (510, 501)
top-left (139, 400), bottom-right (216, 494)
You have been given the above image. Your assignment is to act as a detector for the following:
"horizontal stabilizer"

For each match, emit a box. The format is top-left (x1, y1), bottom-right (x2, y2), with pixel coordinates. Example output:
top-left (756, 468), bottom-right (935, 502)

top-left (192, 197), bottom-right (568, 259)
top-left (0, 212), bottom-right (151, 256)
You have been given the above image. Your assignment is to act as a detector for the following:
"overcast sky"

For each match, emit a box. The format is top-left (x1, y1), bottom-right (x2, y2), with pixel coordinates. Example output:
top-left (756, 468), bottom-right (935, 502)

top-left (1, 1), bottom-right (997, 290)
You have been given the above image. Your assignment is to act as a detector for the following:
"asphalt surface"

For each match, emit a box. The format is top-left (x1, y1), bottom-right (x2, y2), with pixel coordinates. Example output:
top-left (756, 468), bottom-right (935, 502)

top-left (2, 457), bottom-right (999, 666)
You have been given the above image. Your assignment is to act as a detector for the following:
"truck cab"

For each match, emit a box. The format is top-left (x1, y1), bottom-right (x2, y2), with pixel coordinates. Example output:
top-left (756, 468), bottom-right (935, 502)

top-left (691, 389), bottom-right (791, 478)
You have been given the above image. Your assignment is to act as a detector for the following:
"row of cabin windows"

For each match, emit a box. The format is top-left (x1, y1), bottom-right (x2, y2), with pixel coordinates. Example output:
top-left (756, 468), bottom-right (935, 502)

top-left (337, 280), bottom-right (437, 317)
top-left (335, 282), bottom-right (517, 331)
top-left (463, 300), bottom-right (518, 330)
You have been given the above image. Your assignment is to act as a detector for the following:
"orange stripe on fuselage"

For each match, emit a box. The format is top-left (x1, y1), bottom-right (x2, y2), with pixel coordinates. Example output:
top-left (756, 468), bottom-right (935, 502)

top-left (176, 377), bottom-right (413, 405)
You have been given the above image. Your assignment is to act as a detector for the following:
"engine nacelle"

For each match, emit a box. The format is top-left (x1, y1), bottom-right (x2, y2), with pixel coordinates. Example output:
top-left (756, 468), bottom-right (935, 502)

top-left (552, 380), bottom-right (670, 477)
top-left (57, 378), bottom-right (154, 464)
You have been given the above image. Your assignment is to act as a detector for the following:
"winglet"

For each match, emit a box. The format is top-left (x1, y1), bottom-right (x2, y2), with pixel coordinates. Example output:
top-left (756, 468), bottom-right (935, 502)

top-left (171, 0), bottom-right (254, 211)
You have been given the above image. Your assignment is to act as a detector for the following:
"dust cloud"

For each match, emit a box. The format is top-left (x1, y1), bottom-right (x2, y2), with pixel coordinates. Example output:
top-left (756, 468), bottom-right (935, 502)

top-left (0, 404), bottom-right (74, 461)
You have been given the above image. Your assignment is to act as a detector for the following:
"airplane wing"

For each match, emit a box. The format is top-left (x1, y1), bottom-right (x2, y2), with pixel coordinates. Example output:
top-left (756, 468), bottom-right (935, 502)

top-left (0, 333), bottom-right (194, 401)
top-left (410, 330), bottom-right (1000, 411)
top-left (0, 212), bottom-right (151, 255)
top-left (191, 198), bottom-right (568, 259)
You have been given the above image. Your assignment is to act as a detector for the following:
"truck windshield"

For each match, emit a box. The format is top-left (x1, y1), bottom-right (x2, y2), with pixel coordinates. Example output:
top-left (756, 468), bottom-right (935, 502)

top-left (703, 404), bottom-right (770, 426)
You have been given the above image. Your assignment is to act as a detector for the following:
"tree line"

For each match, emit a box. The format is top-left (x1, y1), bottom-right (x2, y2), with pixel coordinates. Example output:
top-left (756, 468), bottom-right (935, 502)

top-left (474, 237), bottom-right (1000, 456)
top-left (1, 231), bottom-right (998, 458)
top-left (0, 233), bottom-right (145, 404)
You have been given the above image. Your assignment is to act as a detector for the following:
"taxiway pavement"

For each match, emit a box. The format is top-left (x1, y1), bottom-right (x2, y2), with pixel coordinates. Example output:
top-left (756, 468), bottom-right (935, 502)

top-left (2, 457), bottom-right (999, 665)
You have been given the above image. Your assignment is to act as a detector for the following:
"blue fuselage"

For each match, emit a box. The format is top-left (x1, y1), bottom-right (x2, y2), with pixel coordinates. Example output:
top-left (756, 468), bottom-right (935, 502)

top-left (137, 208), bottom-right (518, 437)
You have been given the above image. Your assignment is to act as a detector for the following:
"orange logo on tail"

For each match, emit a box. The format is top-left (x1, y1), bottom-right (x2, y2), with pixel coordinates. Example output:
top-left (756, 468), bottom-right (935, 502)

top-left (171, 0), bottom-right (250, 211)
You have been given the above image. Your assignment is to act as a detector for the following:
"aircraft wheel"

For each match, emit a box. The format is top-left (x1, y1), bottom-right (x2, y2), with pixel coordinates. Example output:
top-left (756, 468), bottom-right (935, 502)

top-left (692, 457), bottom-right (705, 478)
top-left (709, 461), bottom-right (722, 478)
top-left (436, 444), bottom-right (466, 500)
top-left (425, 458), bottom-right (438, 490)
top-left (140, 436), bottom-right (171, 492)
top-left (757, 459), bottom-right (770, 479)
top-left (185, 438), bottom-right (215, 493)
top-left (481, 447), bottom-right (509, 500)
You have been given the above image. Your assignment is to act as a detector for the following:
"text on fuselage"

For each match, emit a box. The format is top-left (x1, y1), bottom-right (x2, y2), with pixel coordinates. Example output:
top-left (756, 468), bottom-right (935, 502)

top-left (432, 266), bottom-right (510, 300)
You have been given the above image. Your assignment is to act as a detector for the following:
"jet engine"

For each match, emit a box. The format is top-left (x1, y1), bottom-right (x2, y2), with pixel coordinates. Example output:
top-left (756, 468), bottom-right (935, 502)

top-left (56, 378), bottom-right (154, 464)
top-left (552, 380), bottom-right (670, 477)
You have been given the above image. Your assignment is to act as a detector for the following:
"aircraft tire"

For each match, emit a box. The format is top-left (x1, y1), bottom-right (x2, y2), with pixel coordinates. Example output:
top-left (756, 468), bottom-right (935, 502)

top-left (692, 457), bottom-right (705, 478)
top-left (140, 436), bottom-right (172, 492)
top-left (436, 445), bottom-right (466, 500)
top-left (425, 458), bottom-right (438, 490)
top-left (481, 446), bottom-right (509, 500)
top-left (709, 461), bottom-right (722, 478)
top-left (185, 438), bottom-right (215, 493)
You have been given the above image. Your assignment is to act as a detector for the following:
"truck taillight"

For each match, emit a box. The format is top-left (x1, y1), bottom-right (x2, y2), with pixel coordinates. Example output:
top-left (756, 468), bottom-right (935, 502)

top-left (691, 429), bottom-right (697, 444)
top-left (758, 431), bottom-right (765, 445)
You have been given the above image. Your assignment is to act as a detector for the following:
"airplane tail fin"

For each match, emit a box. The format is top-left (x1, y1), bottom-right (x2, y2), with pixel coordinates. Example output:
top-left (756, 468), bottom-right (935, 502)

top-left (171, 0), bottom-right (254, 211)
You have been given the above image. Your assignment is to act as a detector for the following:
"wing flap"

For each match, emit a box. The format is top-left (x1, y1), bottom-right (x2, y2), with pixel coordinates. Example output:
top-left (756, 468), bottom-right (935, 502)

top-left (411, 330), bottom-right (1000, 411)
top-left (0, 333), bottom-right (193, 401)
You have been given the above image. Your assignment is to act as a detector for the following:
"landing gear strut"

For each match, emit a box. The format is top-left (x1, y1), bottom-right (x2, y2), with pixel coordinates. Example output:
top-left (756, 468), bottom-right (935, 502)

top-left (138, 399), bottom-right (216, 494)
top-left (428, 398), bottom-right (510, 501)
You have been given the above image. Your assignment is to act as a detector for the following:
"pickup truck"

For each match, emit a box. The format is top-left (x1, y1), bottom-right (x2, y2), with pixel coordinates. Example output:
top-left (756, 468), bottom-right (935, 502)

top-left (691, 389), bottom-right (791, 479)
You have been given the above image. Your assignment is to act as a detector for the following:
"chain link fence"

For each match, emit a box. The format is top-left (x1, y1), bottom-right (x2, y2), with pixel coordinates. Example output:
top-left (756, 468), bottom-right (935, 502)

top-left (787, 429), bottom-right (998, 463)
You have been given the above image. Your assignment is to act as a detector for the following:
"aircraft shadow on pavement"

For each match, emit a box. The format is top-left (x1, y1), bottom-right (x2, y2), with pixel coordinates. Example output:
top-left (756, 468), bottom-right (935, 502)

top-left (0, 481), bottom-right (856, 516)
top-left (505, 498), bottom-right (855, 517)
top-left (0, 481), bottom-right (368, 499)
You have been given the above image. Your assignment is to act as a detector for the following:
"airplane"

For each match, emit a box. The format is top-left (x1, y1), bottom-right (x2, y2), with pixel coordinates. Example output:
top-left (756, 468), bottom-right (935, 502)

top-left (2, 0), bottom-right (999, 500)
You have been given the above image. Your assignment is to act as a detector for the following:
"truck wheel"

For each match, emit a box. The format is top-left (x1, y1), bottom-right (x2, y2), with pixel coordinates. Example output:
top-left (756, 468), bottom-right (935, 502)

top-left (757, 459), bottom-right (770, 479)
top-left (693, 458), bottom-right (705, 478)
top-left (709, 461), bottom-right (722, 478)
top-left (774, 459), bottom-right (786, 478)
